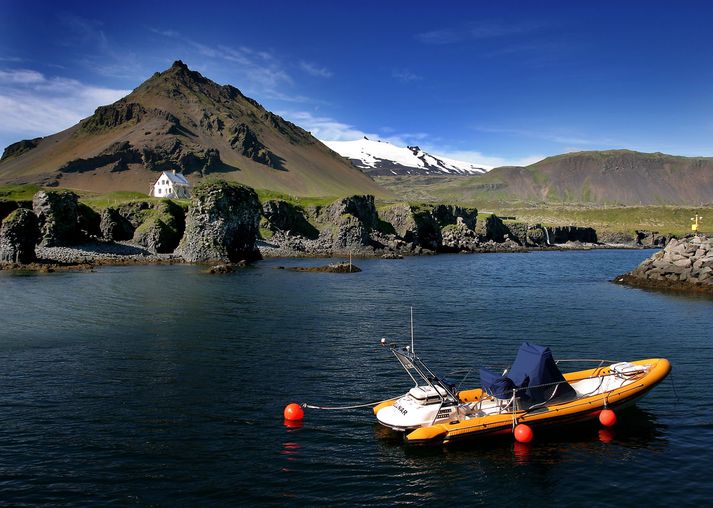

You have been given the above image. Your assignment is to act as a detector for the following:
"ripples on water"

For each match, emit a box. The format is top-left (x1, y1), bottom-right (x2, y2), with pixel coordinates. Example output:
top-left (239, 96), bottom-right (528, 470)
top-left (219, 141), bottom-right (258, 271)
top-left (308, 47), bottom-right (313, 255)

top-left (1, 250), bottom-right (712, 506)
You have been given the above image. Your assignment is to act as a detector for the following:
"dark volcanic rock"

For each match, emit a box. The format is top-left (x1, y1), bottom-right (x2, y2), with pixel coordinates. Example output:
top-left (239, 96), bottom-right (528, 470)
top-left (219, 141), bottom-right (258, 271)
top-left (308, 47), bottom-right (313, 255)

top-left (80, 102), bottom-right (148, 133)
top-left (441, 218), bottom-right (479, 252)
top-left (551, 226), bottom-right (597, 243)
top-left (287, 262), bottom-right (361, 273)
top-left (334, 214), bottom-right (370, 249)
top-left (178, 180), bottom-right (261, 262)
top-left (598, 230), bottom-right (637, 245)
top-left (379, 204), bottom-right (439, 249)
top-left (262, 200), bottom-right (318, 239)
top-left (431, 204), bottom-right (477, 229)
top-left (526, 225), bottom-right (549, 246)
top-left (636, 230), bottom-right (669, 247)
top-left (0, 199), bottom-right (21, 221)
top-left (1, 137), bottom-right (42, 161)
top-left (77, 203), bottom-right (101, 239)
top-left (100, 207), bottom-right (135, 241)
top-left (616, 235), bottom-right (713, 293)
top-left (326, 195), bottom-right (380, 229)
top-left (318, 195), bottom-right (381, 251)
top-left (0, 208), bottom-right (40, 263)
top-left (379, 204), bottom-right (418, 239)
top-left (475, 214), bottom-right (508, 243)
top-left (142, 138), bottom-right (223, 175)
top-left (116, 201), bottom-right (152, 228)
top-left (132, 200), bottom-right (185, 254)
top-left (229, 123), bottom-right (277, 167)
top-left (32, 190), bottom-right (82, 247)
top-left (61, 141), bottom-right (143, 173)
top-left (379, 202), bottom-right (477, 251)
top-left (499, 222), bottom-right (550, 247)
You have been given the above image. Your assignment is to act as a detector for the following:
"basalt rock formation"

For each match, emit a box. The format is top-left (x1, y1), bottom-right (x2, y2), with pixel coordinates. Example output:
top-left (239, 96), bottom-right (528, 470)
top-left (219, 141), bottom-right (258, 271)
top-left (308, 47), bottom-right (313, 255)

top-left (132, 200), bottom-right (185, 254)
top-left (262, 200), bottom-right (319, 240)
top-left (177, 180), bottom-right (262, 262)
top-left (32, 190), bottom-right (82, 247)
top-left (616, 235), bottom-right (713, 293)
top-left (100, 207), bottom-right (136, 241)
top-left (0, 208), bottom-right (40, 263)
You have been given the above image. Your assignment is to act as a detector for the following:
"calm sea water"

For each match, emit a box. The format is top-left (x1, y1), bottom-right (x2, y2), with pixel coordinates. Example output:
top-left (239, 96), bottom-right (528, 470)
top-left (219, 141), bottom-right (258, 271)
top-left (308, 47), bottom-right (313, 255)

top-left (1, 250), bottom-right (712, 506)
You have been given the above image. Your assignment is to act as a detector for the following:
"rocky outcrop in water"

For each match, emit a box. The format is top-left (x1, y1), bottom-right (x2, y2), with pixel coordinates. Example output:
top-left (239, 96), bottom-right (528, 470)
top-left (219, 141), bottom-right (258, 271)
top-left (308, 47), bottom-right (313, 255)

top-left (32, 190), bottom-right (82, 247)
top-left (177, 180), bottom-right (261, 262)
top-left (0, 208), bottom-right (40, 263)
top-left (616, 235), bottom-right (713, 293)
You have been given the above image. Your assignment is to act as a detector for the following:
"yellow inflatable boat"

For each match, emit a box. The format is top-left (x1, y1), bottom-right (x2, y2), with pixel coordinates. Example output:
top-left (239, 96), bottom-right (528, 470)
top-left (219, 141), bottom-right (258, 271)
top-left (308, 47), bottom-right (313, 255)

top-left (374, 340), bottom-right (671, 445)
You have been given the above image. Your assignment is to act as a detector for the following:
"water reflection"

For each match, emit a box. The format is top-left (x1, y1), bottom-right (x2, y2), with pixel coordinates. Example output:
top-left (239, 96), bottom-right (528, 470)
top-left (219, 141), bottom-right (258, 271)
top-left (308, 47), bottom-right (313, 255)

top-left (372, 405), bottom-right (666, 467)
top-left (0, 253), bottom-right (709, 505)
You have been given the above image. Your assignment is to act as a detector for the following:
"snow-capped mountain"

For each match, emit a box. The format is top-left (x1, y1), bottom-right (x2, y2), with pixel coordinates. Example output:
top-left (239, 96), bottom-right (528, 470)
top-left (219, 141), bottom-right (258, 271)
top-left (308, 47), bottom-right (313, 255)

top-left (322, 137), bottom-right (491, 176)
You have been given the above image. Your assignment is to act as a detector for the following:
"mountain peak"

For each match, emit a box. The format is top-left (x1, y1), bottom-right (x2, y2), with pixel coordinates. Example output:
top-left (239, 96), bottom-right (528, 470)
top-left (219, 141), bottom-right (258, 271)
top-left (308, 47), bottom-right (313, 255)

top-left (171, 59), bottom-right (189, 70)
top-left (0, 61), bottom-right (388, 198)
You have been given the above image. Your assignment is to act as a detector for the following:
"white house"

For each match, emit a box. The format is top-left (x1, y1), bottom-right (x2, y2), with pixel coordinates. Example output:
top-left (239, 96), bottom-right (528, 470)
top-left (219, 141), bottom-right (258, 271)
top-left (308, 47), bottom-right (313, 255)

top-left (150, 170), bottom-right (191, 199)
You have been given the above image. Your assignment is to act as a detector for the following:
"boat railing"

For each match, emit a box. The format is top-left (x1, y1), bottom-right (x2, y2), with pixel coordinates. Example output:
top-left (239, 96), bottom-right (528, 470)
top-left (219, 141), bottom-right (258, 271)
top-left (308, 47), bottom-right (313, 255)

top-left (555, 358), bottom-right (620, 367)
top-left (481, 361), bottom-right (649, 416)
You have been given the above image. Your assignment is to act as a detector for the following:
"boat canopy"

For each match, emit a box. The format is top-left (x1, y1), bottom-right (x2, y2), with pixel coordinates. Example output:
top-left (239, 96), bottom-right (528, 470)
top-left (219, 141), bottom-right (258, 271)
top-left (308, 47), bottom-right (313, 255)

top-left (480, 342), bottom-right (576, 404)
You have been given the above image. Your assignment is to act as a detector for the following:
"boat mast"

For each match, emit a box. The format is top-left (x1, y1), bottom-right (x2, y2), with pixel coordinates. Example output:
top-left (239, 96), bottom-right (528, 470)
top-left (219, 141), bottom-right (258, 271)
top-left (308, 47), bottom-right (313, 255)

top-left (410, 306), bottom-right (415, 355)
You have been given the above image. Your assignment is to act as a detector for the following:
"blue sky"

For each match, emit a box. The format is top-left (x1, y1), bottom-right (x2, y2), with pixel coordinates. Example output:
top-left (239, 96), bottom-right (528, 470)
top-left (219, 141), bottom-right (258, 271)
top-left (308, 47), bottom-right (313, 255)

top-left (2, 0), bottom-right (713, 166)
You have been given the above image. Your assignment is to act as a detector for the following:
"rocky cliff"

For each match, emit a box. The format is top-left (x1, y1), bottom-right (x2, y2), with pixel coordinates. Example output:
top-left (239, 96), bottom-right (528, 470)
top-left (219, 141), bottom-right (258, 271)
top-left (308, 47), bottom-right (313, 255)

top-left (177, 180), bottom-right (261, 262)
top-left (0, 208), bottom-right (39, 263)
top-left (1, 180), bottom-right (647, 270)
top-left (616, 235), bottom-right (713, 293)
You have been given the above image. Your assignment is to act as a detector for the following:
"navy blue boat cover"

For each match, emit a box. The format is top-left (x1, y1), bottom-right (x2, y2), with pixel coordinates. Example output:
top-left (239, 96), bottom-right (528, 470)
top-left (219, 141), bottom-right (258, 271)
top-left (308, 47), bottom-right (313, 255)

top-left (480, 342), bottom-right (576, 404)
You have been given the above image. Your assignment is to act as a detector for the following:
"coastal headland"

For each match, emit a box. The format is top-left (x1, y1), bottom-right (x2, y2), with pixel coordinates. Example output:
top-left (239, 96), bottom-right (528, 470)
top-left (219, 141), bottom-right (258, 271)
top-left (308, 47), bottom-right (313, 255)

top-left (0, 180), bottom-right (670, 272)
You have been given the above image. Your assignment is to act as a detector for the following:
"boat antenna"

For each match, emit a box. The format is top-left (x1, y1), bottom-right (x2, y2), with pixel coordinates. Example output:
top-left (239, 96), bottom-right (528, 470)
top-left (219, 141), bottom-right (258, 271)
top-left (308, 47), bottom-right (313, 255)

top-left (410, 306), bottom-right (415, 355)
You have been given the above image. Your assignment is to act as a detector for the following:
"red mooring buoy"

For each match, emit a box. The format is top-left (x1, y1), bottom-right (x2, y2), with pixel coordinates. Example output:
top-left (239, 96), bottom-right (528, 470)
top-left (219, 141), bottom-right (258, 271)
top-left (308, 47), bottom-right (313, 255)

top-left (599, 409), bottom-right (617, 427)
top-left (284, 403), bottom-right (305, 421)
top-left (514, 423), bottom-right (534, 443)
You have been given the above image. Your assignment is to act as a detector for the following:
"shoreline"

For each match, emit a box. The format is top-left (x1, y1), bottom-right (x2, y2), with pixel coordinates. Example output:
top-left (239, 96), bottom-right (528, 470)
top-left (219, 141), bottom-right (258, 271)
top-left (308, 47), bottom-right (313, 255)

top-left (1, 239), bottom-right (655, 273)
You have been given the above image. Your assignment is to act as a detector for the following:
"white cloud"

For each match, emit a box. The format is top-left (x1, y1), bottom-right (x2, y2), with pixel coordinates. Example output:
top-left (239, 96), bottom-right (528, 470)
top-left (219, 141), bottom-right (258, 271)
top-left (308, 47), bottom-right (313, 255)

top-left (392, 69), bottom-right (422, 82)
top-left (475, 125), bottom-right (613, 146)
top-left (283, 110), bottom-right (542, 168)
top-left (283, 111), bottom-right (372, 141)
top-left (416, 20), bottom-right (545, 45)
top-left (299, 61), bottom-right (332, 78)
top-left (435, 149), bottom-right (545, 168)
top-left (150, 29), bottom-right (296, 96)
top-left (0, 69), bottom-right (129, 143)
top-left (0, 69), bottom-right (45, 84)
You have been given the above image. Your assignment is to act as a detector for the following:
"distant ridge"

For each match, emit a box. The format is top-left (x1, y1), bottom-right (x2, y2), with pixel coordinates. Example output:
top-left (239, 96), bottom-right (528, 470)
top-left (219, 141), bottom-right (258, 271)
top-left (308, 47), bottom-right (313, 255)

top-left (0, 61), bottom-right (389, 198)
top-left (481, 150), bottom-right (713, 204)
top-left (375, 149), bottom-right (713, 206)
